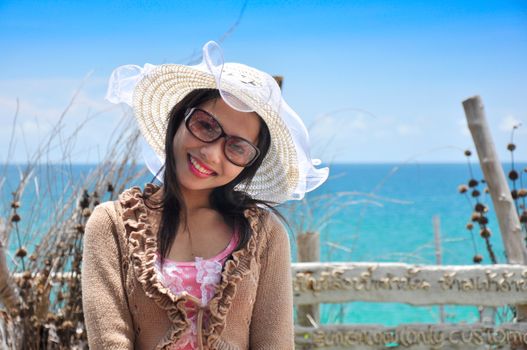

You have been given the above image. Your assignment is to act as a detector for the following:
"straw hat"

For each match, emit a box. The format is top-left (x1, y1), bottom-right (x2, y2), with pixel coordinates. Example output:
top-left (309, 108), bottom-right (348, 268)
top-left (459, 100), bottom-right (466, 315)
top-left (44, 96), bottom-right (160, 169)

top-left (107, 41), bottom-right (328, 204)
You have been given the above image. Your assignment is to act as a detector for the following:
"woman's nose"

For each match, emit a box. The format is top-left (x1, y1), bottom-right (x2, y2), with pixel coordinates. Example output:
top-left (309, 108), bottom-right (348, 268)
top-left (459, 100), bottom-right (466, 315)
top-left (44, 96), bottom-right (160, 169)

top-left (199, 138), bottom-right (224, 164)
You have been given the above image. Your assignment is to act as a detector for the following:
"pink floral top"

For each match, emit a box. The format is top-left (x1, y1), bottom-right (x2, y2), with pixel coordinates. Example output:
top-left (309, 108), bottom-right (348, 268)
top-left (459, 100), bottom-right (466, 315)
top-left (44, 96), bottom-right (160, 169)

top-left (154, 231), bottom-right (239, 350)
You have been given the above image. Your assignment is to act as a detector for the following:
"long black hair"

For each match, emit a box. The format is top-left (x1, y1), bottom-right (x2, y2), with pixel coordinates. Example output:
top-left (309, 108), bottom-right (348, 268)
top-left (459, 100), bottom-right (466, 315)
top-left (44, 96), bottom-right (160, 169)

top-left (145, 88), bottom-right (283, 263)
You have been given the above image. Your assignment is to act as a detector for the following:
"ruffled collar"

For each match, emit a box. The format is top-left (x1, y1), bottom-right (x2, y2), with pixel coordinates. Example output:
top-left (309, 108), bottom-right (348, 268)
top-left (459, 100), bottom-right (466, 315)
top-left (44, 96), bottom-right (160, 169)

top-left (119, 183), bottom-right (262, 350)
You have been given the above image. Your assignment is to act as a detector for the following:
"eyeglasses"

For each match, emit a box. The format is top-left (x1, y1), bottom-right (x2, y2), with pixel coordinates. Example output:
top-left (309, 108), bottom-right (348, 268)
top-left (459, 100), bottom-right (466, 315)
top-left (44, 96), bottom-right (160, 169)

top-left (184, 108), bottom-right (261, 167)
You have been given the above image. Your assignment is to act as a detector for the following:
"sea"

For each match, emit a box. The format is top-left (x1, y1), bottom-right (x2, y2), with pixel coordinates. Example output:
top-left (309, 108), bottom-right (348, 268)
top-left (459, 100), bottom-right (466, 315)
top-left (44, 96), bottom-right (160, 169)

top-left (2, 162), bottom-right (526, 326)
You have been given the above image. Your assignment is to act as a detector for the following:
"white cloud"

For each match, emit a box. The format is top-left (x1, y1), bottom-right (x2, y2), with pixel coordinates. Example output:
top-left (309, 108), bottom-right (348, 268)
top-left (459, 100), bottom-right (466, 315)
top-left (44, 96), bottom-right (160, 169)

top-left (0, 76), bottom-right (124, 163)
top-left (499, 115), bottom-right (524, 133)
top-left (306, 109), bottom-right (430, 161)
top-left (396, 123), bottom-right (421, 136)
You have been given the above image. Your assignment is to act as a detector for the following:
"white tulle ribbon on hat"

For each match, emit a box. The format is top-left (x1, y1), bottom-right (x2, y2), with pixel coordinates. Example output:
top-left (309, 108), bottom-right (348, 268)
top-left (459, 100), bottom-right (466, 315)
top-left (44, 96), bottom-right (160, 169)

top-left (106, 63), bottom-right (157, 107)
top-left (197, 41), bottom-right (279, 113)
top-left (278, 97), bottom-right (329, 198)
top-left (105, 63), bottom-right (165, 181)
top-left (141, 137), bottom-right (165, 183)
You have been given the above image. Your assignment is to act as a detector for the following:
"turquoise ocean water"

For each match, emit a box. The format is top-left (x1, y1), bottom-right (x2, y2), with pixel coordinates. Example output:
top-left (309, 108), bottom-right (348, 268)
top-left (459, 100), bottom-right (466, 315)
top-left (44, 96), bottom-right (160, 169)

top-left (2, 162), bottom-right (526, 326)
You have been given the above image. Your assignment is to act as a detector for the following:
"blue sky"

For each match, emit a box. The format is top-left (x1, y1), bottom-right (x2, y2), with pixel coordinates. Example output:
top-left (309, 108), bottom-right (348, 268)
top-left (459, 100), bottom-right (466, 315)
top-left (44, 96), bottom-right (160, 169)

top-left (1, 0), bottom-right (526, 163)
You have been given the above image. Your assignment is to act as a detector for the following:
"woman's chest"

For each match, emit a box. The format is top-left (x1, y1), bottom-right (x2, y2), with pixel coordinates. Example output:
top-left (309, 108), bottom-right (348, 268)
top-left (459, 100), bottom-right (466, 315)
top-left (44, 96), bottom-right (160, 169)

top-left (167, 213), bottom-right (234, 262)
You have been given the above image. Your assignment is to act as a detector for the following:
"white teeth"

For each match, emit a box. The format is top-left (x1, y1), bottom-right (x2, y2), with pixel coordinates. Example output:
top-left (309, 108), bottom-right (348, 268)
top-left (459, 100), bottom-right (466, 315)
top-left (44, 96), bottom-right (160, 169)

top-left (190, 156), bottom-right (213, 175)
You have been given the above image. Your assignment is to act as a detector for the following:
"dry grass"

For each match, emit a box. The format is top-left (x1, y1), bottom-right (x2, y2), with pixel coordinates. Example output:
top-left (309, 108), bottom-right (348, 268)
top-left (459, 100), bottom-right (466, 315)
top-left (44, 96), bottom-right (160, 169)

top-left (0, 99), bottom-right (146, 349)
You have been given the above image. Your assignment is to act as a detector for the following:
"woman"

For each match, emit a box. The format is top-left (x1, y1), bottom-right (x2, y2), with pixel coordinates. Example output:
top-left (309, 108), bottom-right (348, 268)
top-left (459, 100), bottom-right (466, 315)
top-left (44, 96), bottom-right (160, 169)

top-left (81, 41), bottom-right (328, 350)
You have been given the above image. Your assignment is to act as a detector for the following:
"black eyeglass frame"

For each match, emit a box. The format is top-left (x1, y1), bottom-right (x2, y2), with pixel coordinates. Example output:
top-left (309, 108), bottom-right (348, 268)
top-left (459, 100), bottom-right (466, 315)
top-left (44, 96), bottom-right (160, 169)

top-left (184, 107), bottom-right (261, 167)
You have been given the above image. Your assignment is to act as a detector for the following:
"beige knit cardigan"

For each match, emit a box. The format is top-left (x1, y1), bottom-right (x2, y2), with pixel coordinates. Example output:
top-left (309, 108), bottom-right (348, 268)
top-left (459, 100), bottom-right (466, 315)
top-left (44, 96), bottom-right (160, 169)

top-left (81, 184), bottom-right (294, 350)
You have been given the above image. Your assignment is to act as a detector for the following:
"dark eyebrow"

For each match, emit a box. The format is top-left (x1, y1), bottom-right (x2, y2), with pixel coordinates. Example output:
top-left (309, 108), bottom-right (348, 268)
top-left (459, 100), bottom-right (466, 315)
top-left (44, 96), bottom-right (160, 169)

top-left (200, 107), bottom-right (258, 142)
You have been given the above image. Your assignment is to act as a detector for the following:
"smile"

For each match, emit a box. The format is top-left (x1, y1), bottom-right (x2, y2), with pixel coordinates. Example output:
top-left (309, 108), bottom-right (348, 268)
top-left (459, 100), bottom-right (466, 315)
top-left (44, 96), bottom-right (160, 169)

top-left (188, 154), bottom-right (217, 177)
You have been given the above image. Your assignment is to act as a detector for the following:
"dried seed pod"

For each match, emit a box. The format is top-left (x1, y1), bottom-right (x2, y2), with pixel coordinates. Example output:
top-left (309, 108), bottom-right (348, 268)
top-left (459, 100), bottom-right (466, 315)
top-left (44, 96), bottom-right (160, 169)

top-left (79, 190), bottom-right (90, 209)
top-left (507, 143), bottom-right (516, 151)
top-left (518, 189), bottom-right (527, 198)
top-left (480, 228), bottom-right (491, 238)
top-left (511, 190), bottom-right (518, 200)
top-left (30, 315), bottom-right (39, 325)
top-left (19, 307), bottom-right (28, 318)
top-left (478, 216), bottom-right (489, 225)
top-left (11, 213), bottom-right (21, 223)
top-left (22, 271), bottom-right (32, 280)
top-left (471, 189), bottom-right (480, 197)
top-left (82, 208), bottom-right (92, 217)
top-left (57, 291), bottom-right (64, 302)
top-left (474, 203), bottom-right (486, 213)
top-left (11, 201), bottom-right (20, 209)
top-left (29, 253), bottom-right (37, 261)
top-left (464, 150), bottom-right (472, 156)
top-left (468, 179), bottom-right (478, 188)
top-left (458, 185), bottom-right (468, 194)
top-left (466, 223), bottom-right (474, 230)
top-left (473, 255), bottom-right (483, 263)
top-left (509, 170), bottom-right (519, 181)
top-left (107, 183), bottom-right (114, 192)
top-left (520, 211), bottom-right (527, 224)
top-left (36, 285), bottom-right (45, 296)
top-left (93, 191), bottom-right (100, 206)
top-left (16, 247), bottom-right (27, 258)
top-left (61, 320), bottom-right (74, 330)
top-left (471, 212), bottom-right (481, 222)
top-left (46, 313), bottom-right (58, 323)
top-left (75, 224), bottom-right (85, 233)
top-left (21, 279), bottom-right (31, 289)
top-left (484, 187), bottom-right (489, 193)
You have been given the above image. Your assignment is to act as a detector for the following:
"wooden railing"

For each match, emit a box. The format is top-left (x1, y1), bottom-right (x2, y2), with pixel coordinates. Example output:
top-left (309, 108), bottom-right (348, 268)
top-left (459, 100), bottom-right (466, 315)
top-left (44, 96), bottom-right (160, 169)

top-left (292, 262), bottom-right (527, 349)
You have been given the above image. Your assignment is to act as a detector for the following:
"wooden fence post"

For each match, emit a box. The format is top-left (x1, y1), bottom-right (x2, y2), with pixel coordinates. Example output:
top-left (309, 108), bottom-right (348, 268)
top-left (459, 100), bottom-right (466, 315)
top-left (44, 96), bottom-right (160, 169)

top-left (433, 215), bottom-right (445, 323)
top-left (297, 232), bottom-right (320, 327)
top-left (462, 95), bottom-right (527, 321)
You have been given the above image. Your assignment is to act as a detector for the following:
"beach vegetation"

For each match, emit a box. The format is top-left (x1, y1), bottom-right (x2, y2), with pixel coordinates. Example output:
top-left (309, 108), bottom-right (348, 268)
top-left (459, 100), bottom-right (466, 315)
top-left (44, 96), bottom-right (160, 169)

top-left (0, 99), bottom-right (145, 348)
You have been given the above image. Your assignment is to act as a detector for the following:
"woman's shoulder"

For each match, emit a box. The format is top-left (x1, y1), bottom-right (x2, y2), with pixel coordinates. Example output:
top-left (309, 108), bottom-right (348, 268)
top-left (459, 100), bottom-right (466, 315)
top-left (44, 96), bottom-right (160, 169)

top-left (86, 183), bottom-right (160, 228)
top-left (243, 206), bottom-right (289, 248)
top-left (118, 183), bottom-right (161, 204)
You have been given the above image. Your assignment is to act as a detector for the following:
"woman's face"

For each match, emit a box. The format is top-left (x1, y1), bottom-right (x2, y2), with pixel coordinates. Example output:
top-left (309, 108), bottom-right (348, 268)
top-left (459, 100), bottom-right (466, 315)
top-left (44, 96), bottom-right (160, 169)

top-left (172, 98), bottom-right (261, 195)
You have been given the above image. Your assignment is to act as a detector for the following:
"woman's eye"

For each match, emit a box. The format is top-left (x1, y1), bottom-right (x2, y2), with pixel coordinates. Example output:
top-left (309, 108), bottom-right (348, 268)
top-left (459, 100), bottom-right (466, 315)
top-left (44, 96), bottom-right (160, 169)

top-left (198, 121), bottom-right (214, 131)
top-left (228, 142), bottom-right (247, 155)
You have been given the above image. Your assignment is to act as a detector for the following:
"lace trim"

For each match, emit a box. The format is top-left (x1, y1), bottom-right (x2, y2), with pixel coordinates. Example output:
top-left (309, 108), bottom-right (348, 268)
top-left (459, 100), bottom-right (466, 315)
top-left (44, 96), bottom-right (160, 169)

top-left (119, 184), bottom-right (263, 350)
top-left (195, 257), bottom-right (223, 305)
top-left (155, 258), bottom-right (186, 297)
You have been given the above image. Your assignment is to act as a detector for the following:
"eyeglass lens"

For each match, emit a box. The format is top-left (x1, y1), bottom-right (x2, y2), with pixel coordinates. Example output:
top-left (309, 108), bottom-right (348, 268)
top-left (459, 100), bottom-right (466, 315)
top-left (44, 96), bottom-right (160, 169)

top-left (186, 109), bottom-right (259, 166)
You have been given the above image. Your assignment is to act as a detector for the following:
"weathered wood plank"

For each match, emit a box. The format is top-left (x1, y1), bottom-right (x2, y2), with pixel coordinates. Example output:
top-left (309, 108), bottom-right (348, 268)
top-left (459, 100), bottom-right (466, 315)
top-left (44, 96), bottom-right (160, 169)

top-left (295, 324), bottom-right (527, 350)
top-left (292, 262), bottom-right (527, 306)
